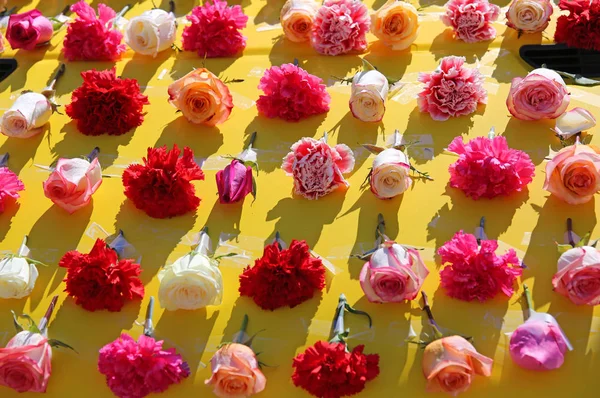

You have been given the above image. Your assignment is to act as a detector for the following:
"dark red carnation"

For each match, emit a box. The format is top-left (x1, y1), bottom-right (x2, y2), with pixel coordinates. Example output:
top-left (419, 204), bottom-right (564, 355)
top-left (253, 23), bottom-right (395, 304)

top-left (66, 68), bottom-right (149, 136)
top-left (122, 145), bottom-right (205, 219)
top-left (239, 240), bottom-right (325, 310)
top-left (555, 0), bottom-right (600, 51)
top-left (59, 239), bottom-right (144, 312)
top-left (292, 341), bottom-right (380, 398)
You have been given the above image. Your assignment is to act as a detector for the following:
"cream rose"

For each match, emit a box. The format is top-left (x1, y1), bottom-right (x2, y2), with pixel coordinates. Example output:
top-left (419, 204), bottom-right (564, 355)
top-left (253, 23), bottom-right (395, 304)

top-left (555, 108), bottom-right (596, 139)
top-left (0, 92), bottom-right (52, 138)
top-left (370, 148), bottom-right (412, 199)
top-left (281, 0), bottom-right (319, 42)
top-left (0, 256), bottom-right (38, 299)
top-left (124, 9), bottom-right (176, 57)
top-left (506, 0), bottom-right (553, 34)
top-left (371, 0), bottom-right (419, 50)
top-left (350, 69), bottom-right (389, 122)
top-left (158, 251), bottom-right (223, 311)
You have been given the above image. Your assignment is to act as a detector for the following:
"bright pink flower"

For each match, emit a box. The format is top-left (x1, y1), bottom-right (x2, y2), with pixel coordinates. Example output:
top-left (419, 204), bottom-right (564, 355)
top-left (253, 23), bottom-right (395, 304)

top-left (216, 159), bottom-right (253, 204)
top-left (98, 333), bottom-right (190, 398)
top-left (311, 0), bottom-right (370, 55)
top-left (282, 137), bottom-right (355, 199)
top-left (0, 331), bottom-right (52, 393)
top-left (509, 318), bottom-right (570, 370)
top-left (182, 0), bottom-right (248, 57)
top-left (438, 231), bottom-right (522, 302)
top-left (418, 56), bottom-right (487, 121)
top-left (441, 0), bottom-right (500, 42)
top-left (63, 1), bottom-right (126, 61)
top-left (447, 135), bottom-right (535, 199)
top-left (257, 63), bottom-right (330, 121)
top-left (0, 168), bottom-right (24, 212)
top-left (6, 10), bottom-right (53, 50)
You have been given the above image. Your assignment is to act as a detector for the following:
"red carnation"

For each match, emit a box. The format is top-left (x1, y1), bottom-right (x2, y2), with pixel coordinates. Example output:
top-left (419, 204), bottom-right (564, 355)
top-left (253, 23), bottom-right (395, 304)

top-left (292, 342), bottom-right (379, 398)
top-left (239, 239), bottom-right (325, 310)
top-left (66, 68), bottom-right (149, 136)
top-left (122, 145), bottom-right (205, 219)
top-left (59, 239), bottom-right (144, 312)
top-left (555, 0), bottom-right (600, 51)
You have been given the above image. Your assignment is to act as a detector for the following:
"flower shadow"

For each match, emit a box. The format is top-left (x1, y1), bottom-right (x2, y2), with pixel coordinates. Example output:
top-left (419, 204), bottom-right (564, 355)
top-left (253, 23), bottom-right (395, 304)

top-left (501, 117), bottom-right (557, 165)
top-left (268, 36), bottom-right (318, 67)
top-left (492, 30), bottom-right (541, 84)
top-left (156, 117), bottom-right (224, 159)
top-left (157, 0), bottom-right (196, 15)
top-left (364, 48), bottom-right (413, 80)
top-left (0, 201), bottom-right (20, 244)
top-left (154, 308), bottom-right (219, 378)
top-left (170, 52), bottom-right (241, 81)
top-left (429, 30), bottom-right (491, 62)
top-left (254, 0), bottom-right (281, 24)
top-left (205, 198), bottom-right (243, 239)
top-left (0, 129), bottom-right (45, 174)
top-left (53, 62), bottom-right (118, 99)
top-left (0, 47), bottom-right (51, 94)
top-left (121, 51), bottom-right (173, 92)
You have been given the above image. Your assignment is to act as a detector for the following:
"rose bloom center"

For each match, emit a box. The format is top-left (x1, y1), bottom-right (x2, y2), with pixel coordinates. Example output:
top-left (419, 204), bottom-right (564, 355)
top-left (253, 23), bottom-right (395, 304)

top-left (292, 18), bottom-right (310, 33)
top-left (1, 363), bottom-right (36, 391)
top-left (564, 164), bottom-right (595, 194)
top-left (222, 377), bottom-right (248, 394)
top-left (384, 14), bottom-right (404, 34)
top-left (518, 7), bottom-right (536, 23)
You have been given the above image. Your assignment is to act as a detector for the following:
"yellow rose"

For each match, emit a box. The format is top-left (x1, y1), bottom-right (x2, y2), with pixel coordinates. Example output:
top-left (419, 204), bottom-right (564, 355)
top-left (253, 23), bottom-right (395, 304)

top-left (349, 69), bottom-right (389, 122)
top-left (167, 68), bottom-right (234, 126)
top-left (371, 0), bottom-right (419, 50)
top-left (158, 251), bottom-right (223, 310)
top-left (370, 148), bottom-right (412, 198)
top-left (280, 0), bottom-right (319, 42)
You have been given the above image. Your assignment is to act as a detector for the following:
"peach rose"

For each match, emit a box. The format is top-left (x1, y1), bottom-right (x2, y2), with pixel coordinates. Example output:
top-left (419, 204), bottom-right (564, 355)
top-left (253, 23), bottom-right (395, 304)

top-left (371, 0), bottom-right (419, 50)
top-left (205, 343), bottom-right (266, 397)
top-left (423, 336), bottom-right (493, 396)
top-left (553, 246), bottom-right (600, 305)
top-left (506, 0), bottom-right (553, 34)
top-left (280, 0), bottom-right (319, 43)
top-left (543, 143), bottom-right (600, 205)
top-left (168, 68), bottom-right (233, 126)
top-left (506, 68), bottom-right (569, 121)
top-left (43, 157), bottom-right (102, 213)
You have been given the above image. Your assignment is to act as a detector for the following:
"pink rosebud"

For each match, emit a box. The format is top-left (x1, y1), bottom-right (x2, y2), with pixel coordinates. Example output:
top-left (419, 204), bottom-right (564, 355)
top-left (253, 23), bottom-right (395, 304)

top-left (6, 10), bottom-right (53, 51)
top-left (553, 246), bottom-right (600, 305)
top-left (216, 159), bottom-right (253, 204)
top-left (509, 318), bottom-right (570, 371)
top-left (0, 331), bottom-right (52, 393)
top-left (507, 68), bottom-right (570, 120)
top-left (360, 241), bottom-right (429, 303)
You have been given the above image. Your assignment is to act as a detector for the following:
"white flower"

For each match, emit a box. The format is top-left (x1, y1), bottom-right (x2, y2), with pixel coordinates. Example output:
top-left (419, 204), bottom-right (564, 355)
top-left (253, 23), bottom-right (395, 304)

top-left (158, 251), bottom-right (223, 311)
top-left (124, 9), bottom-right (176, 57)
top-left (349, 69), bottom-right (389, 122)
top-left (0, 92), bottom-right (52, 138)
top-left (0, 256), bottom-right (38, 299)
top-left (370, 148), bottom-right (412, 199)
top-left (555, 108), bottom-right (596, 139)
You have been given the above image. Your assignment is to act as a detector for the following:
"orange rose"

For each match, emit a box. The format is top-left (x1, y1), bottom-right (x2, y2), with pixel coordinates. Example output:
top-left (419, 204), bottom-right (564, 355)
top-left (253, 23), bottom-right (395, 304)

top-left (205, 343), bottom-right (266, 397)
top-left (371, 0), bottom-right (419, 50)
top-left (280, 0), bottom-right (319, 43)
top-left (544, 143), bottom-right (600, 205)
top-left (422, 336), bottom-right (493, 395)
top-left (167, 68), bottom-right (233, 126)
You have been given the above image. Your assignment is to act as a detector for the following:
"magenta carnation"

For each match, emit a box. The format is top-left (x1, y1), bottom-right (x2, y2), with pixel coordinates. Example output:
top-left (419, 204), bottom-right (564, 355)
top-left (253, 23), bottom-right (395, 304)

top-left (0, 167), bottom-right (24, 212)
top-left (311, 0), bottom-right (370, 56)
top-left (447, 135), bottom-right (535, 199)
top-left (257, 63), bottom-right (331, 121)
top-left (98, 333), bottom-right (190, 398)
top-left (418, 56), bottom-right (487, 121)
top-left (63, 1), bottom-right (126, 61)
top-left (182, 0), bottom-right (248, 58)
top-left (438, 231), bottom-right (522, 302)
top-left (441, 0), bottom-right (500, 43)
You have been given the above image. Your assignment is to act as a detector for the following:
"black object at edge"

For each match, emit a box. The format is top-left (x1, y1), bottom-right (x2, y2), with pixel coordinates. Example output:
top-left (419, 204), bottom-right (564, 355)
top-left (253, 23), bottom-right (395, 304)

top-left (0, 59), bottom-right (17, 83)
top-left (520, 44), bottom-right (600, 77)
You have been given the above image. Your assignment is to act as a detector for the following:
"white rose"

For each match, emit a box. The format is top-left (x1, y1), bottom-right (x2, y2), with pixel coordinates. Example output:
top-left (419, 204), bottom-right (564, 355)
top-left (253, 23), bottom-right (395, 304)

top-left (349, 69), bottom-right (389, 123)
top-left (370, 148), bottom-right (412, 199)
top-left (0, 92), bottom-right (52, 138)
top-left (124, 9), bottom-right (176, 57)
top-left (158, 252), bottom-right (223, 311)
top-left (506, 0), bottom-right (553, 34)
top-left (280, 0), bottom-right (319, 43)
top-left (555, 108), bottom-right (596, 139)
top-left (0, 256), bottom-right (38, 299)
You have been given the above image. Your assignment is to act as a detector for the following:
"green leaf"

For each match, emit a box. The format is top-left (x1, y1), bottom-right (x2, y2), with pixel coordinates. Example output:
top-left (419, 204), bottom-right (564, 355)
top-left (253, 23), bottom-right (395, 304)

top-left (556, 243), bottom-right (573, 254)
top-left (11, 311), bottom-right (23, 333)
top-left (252, 176), bottom-right (257, 200)
top-left (361, 58), bottom-right (376, 72)
top-left (213, 253), bottom-right (237, 262)
top-left (48, 339), bottom-right (77, 353)
top-left (19, 314), bottom-right (41, 334)
top-left (577, 232), bottom-right (592, 247)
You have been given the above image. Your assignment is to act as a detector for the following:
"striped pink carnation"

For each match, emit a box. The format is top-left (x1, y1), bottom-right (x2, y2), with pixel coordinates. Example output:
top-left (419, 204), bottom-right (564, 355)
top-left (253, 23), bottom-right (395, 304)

top-left (311, 0), bottom-right (370, 55)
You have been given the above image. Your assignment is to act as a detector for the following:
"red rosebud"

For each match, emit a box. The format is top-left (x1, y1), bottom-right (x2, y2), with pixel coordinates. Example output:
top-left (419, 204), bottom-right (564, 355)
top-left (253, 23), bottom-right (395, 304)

top-left (216, 159), bottom-right (253, 204)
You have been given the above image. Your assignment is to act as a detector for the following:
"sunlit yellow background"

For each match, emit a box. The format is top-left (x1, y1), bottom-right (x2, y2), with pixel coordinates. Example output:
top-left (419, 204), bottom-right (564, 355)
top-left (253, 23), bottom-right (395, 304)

top-left (0, 0), bottom-right (599, 396)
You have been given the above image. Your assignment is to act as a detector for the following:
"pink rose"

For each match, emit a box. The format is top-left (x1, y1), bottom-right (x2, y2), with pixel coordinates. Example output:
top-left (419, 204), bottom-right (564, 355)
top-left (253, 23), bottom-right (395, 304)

top-left (205, 343), bottom-right (266, 397)
top-left (360, 240), bottom-right (429, 303)
top-left (282, 137), bottom-right (355, 199)
top-left (311, 0), bottom-right (370, 56)
top-left (543, 143), bottom-right (600, 205)
top-left (6, 10), bottom-right (53, 50)
top-left (216, 159), bottom-right (253, 204)
top-left (0, 331), bottom-right (52, 393)
top-left (43, 157), bottom-right (102, 213)
top-left (506, 0), bottom-right (554, 34)
top-left (509, 317), bottom-right (570, 370)
top-left (553, 246), bottom-right (600, 305)
top-left (441, 0), bottom-right (500, 43)
top-left (418, 56), bottom-right (487, 121)
top-left (507, 68), bottom-right (570, 120)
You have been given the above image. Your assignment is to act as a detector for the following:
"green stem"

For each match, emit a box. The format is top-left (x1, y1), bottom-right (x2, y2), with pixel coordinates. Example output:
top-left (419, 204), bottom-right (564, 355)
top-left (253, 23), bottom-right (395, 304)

top-left (331, 294), bottom-right (347, 341)
top-left (169, 0), bottom-right (176, 14)
top-left (86, 147), bottom-right (100, 162)
top-left (523, 284), bottom-right (533, 321)
top-left (234, 314), bottom-right (249, 344)
top-left (247, 131), bottom-right (257, 150)
top-left (410, 165), bottom-right (434, 181)
top-left (476, 216), bottom-right (485, 246)
top-left (421, 292), bottom-right (443, 340)
top-left (392, 129), bottom-right (402, 148)
top-left (322, 131), bottom-right (328, 143)
top-left (39, 296), bottom-right (58, 336)
top-left (567, 218), bottom-right (575, 248)
top-left (488, 127), bottom-right (495, 139)
top-left (143, 297), bottom-right (155, 337)
top-left (0, 153), bottom-right (8, 168)
top-left (376, 213), bottom-right (386, 242)
top-left (17, 235), bottom-right (28, 257)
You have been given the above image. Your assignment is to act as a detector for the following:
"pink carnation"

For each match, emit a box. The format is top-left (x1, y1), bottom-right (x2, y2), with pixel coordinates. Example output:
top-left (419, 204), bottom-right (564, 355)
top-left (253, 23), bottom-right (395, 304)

top-left (98, 333), bottom-right (190, 398)
top-left (311, 0), bottom-right (370, 56)
top-left (282, 137), bottom-right (355, 199)
top-left (438, 231), bottom-right (522, 302)
top-left (0, 168), bottom-right (24, 212)
top-left (63, 1), bottom-right (126, 61)
top-left (257, 63), bottom-right (330, 121)
top-left (441, 0), bottom-right (500, 42)
top-left (447, 135), bottom-right (535, 199)
top-left (182, 0), bottom-right (248, 57)
top-left (418, 56), bottom-right (487, 121)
